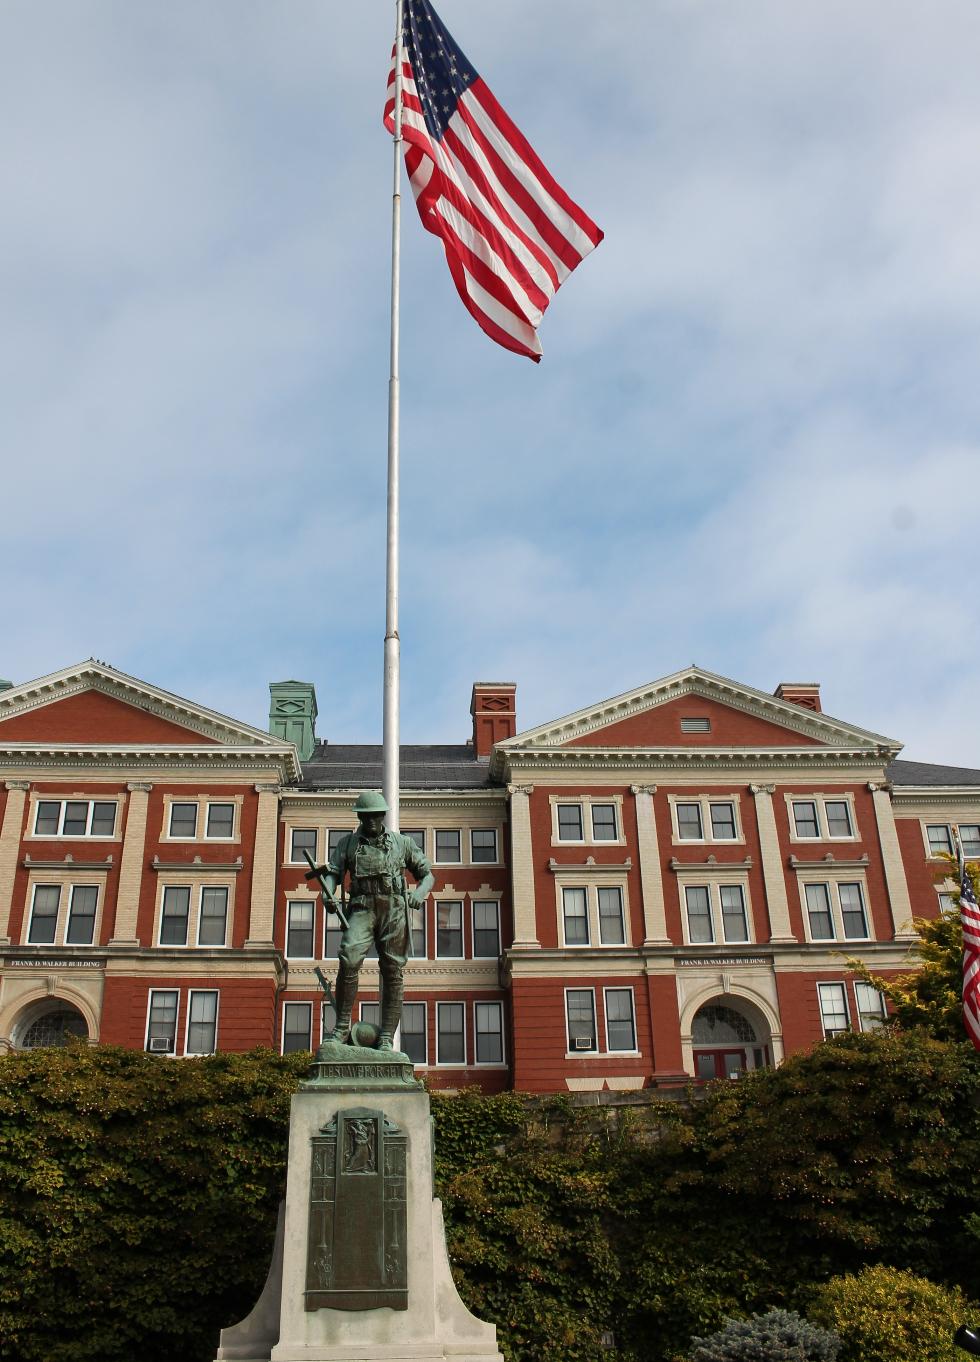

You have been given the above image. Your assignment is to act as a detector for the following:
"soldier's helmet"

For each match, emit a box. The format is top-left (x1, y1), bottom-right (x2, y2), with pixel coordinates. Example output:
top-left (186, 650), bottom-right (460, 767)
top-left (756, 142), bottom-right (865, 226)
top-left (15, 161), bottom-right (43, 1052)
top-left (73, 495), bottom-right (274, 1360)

top-left (353, 791), bottom-right (388, 817)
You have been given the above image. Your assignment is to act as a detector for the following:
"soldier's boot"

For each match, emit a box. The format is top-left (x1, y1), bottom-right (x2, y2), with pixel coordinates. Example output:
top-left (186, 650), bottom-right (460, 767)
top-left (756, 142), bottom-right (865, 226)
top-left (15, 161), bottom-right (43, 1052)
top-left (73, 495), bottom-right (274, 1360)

top-left (378, 976), bottom-right (404, 1052)
top-left (330, 967), bottom-right (359, 1042)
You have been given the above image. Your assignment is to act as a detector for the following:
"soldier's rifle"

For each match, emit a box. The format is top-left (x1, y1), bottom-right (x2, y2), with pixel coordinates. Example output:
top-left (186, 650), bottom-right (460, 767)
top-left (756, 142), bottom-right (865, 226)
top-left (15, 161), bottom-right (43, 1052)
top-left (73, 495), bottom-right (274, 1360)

top-left (302, 850), bottom-right (350, 931)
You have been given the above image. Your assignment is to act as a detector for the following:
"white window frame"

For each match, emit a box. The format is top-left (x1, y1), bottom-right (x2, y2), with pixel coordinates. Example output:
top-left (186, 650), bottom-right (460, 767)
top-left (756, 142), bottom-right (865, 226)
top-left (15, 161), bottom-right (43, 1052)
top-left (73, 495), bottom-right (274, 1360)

top-left (797, 875), bottom-right (871, 943)
top-left (854, 983), bottom-right (887, 1032)
top-left (145, 988), bottom-right (180, 1054)
top-left (320, 998), bottom-right (337, 1043)
top-left (434, 828), bottom-right (462, 865)
top-left (564, 986), bottom-right (598, 1055)
top-left (668, 794), bottom-right (744, 846)
top-left (676, 876), bottom-right (754, 946)
top-left (184, 989), bottom-right (220, 1057)
top-left (959, 823), bottom-right (980, 858)
top-left (473, 1001), bottom-right (506, 1066)
top-left (162, 796), bottom-right (241, 843)
top-left (603, 987), bottom-right (638, 1054)
top-left (920, 821), bottom-right (980, 860)
top-left (469, 828), bottom-right (500, 864)
top-left (287, 827), bottom-right (319, 865)
top-left (435, 1000), bottom-right (467, 1067)
top-left (24, 877), bottom-right (105, 947)
top-left (400, 1000), bottom-right (428, 1067)
top-left (554, 876), bottom-right (632, 949)
top-left (471, 898), bottom-right (501, 958)
top-left (784, 793), bottom-right (859, 844)
top-left (434, 897), bottom-right (465, 959)
top-left (281, 1001), bottom-right (313, 1055)
top-left (285, 897), bottom-right (317, 960)
top-left (30, 797), bottom-right (120, 840)
top-left (156, 879), bottom-right (233, 949)
top-left (817, 982), bottom-right (850, 1037)
top-left (550, 796), bottom-right (626, 847)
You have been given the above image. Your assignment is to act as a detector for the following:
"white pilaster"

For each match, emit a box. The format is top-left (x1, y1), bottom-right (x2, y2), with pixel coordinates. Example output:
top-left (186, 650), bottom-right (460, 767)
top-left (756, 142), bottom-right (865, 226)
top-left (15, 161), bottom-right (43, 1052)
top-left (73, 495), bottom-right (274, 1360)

top-left (508, 784), bottom-right (539, 948)
top-left (868, 782), bottom-right (917, 940)
top-left (0, 782), bottom-right (30, 944)
top-left (247, 784), bottom-right (282, 947)
top-left (750, 783), bottom-right (796, 943)
top-left (110, 782), bottom-right (152, 946)
top-left (630, 785), bottom-right (670, 945)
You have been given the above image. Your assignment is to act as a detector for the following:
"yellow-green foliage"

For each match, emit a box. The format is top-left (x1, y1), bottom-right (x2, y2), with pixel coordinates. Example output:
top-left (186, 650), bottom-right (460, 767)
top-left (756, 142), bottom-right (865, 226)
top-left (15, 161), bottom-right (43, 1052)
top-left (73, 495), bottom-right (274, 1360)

top-left (808, 1265), bottom-right (977, 1362)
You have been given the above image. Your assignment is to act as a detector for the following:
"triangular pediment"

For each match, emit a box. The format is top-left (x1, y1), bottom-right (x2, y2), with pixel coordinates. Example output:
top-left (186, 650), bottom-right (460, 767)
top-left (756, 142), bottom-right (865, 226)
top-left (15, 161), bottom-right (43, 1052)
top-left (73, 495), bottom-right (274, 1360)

top-left (0, 660), bottom-right (285, 750)
top-left (498, 666), bottom-right (901, 754)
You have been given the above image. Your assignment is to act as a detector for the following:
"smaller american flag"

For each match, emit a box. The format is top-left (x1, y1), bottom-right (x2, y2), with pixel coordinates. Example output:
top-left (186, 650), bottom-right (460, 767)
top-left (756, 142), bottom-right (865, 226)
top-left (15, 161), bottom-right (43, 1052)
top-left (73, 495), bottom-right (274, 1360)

top-left (957, 834), bottom-right (980, 1051)
top-left (385, 0), bottom-right (603, 361)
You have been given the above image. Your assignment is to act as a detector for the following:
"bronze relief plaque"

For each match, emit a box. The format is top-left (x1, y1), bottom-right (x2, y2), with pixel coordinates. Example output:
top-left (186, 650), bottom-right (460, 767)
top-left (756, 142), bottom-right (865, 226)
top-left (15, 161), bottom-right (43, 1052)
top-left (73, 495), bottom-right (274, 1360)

top-left (305, 1106), bottom-right (408, 1311)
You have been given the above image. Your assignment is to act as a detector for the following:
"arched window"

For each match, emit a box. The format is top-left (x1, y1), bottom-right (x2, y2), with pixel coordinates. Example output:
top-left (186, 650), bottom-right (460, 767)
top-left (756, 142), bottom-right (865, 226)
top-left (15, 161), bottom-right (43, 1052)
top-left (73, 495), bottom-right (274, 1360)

top-left (17, 1003), bottom-right (88, 1049)
top-left (692, 1004), bottom-right (756, 1045)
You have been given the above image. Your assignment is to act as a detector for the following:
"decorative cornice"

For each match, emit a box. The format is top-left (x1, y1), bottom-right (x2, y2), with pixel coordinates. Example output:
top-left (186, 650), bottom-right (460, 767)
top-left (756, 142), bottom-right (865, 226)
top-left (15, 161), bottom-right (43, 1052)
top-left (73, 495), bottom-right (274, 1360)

top-left (548, 856), bottom-right (632, 874)
top-left (151, 855), bottom-right (244, 873)
top-left (0, 747), bottom-right (297, 778)
top-left (788, 853), bottom-right (870, 870)
top-left (23, 855), bottom-right (113, 871)
top-left (500, 747), bottom-right (891, 774)
top-left (670, 856), bottom-right (753, 872)
top-left (282, 791), bottom-right (506, 811)
top-left (891, 788), bottom-right (980, 808)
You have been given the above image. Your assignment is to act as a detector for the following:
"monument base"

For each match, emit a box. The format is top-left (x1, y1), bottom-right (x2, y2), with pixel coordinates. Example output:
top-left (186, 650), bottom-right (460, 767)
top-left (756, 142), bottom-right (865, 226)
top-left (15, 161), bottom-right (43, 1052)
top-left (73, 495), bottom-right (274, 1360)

top-left (215, 1063), bottom-right (502, 1362)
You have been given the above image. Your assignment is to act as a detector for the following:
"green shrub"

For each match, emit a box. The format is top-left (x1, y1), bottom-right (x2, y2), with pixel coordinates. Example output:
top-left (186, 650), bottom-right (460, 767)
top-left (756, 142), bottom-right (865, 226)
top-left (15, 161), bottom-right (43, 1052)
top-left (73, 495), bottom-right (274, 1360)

top-left (0, 1043), bottom-right (305, 1362)
top-left (808, 1265), bottom-right (975, 1362)
top-left (690, 1308), bottom-right (839, 1361)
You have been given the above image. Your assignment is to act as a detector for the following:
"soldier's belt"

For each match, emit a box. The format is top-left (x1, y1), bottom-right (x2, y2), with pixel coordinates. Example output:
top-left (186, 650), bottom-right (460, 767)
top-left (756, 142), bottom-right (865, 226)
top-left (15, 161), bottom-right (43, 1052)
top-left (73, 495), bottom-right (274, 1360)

top-left (351, 876), bottom-right (398, 893)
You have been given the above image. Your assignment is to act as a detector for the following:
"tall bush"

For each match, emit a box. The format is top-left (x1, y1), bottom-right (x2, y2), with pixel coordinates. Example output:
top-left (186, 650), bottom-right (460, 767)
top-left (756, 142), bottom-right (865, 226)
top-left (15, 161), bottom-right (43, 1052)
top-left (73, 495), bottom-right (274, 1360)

top-left (808, 1265), bottom-right (976, 1362)
top-left (689, 1308), bottom-right (839, 1361)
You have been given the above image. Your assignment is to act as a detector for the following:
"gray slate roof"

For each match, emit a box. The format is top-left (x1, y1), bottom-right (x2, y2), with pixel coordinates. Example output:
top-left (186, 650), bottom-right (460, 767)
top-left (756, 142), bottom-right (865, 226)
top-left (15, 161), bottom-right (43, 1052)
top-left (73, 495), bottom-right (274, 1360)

top-left (299, 744), bottom-right (500, 791)
top-left (887, 759), bottom-right (980, 787)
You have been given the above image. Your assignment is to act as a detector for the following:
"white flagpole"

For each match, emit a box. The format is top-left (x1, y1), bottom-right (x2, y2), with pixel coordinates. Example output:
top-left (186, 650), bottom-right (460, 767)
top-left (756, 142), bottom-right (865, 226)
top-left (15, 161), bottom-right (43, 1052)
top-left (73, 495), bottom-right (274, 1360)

top-left (383, 0), bottom-right (405, 831)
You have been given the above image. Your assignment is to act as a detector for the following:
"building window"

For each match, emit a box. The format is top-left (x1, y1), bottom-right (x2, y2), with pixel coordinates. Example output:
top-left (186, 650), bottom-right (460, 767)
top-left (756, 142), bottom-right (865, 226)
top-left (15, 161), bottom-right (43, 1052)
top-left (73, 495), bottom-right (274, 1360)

top-left (65, 886), bottom-right (98, 945)
top-left (817, 983), bottom-right (849, 1037)
top-left (855, 983), bottom-right (887, 1032)
top-left (160, 886), bottom-right (191, 946)
top-left (436, 901), bottom-right (463, 958)
top-left (282, 1002), bottom-right (312, 1054)
top-left (471, 829), bottom-right (498, 863)
top-left (205, 803), bottom-right (235, 839)
top-left (604, 988), bottom-right (636, 1052)
top-left (684, 885), bottom-right (713, 943)
top-left (402, 829), bottom-right (425, 854)
top-left (185, 990), bottom-right (219, 1056)
top-left (472, 900), bottom-right (501, 957)
top-left (788, 795), bottom-right (858, 841)
top-left (168, 803), bottom-right (198, 838)
top-left (557, 804), bottom-right (584, 841)
top-left (321, 1000), bottom-right (336, 1040)
top-left (146, 990), bottom-right (179, 1053)
top-left (360, 1002), bottom-right (380, 1026)
top-left (327, 829), bottom-right (348, 862)
top-left (961, 825), bottom-right (980, 858)
top-left (682, 882), bottom-right (751, 945)
top-left (939, 891), bottom-right (957, 914)
top-left (325, 914), bottom-right (343, 959)
top-left (561, 887), bottom-right (589, 945)
top-left (27, 885), bottom-right (60, 945)
top-left (671, 796), bottom-right (743, 843)
top-left (436, 1002), bottom-right (465, 1064)
top-left (591, 804), bottom-right (618, 841)
top-left (597, 886), bottom-right (626, 945)
top-left (435, 830), bottom-right (462, 864)
top-left (676, 803), bottom-right (703, 840)
top-left (474, 1002), bottom-right (504, 1064)
top-left (197, 887), bottom-right (229, 946)
top-left (286, 901), bottom-right (315, 959)
top-left (290, 828), bottom-right (318, 863)
top-left (409, 900), bottom-right (426, 957)
top-left (566, 989), bottom-right (597, 1052)
top-left (34, 799), bottom-right (117, 838)
top-left (401, 1002), bottom-right (427, 1064)
top-left (803, 881), bottom-right (869, 941)
top-left (926, 824), bottom-right (954, 857)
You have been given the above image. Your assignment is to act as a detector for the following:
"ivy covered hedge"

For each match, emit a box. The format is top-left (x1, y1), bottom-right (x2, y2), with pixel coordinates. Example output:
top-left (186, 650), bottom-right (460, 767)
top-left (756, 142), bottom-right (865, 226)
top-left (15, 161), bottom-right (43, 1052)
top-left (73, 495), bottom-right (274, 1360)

top-left (2, 1031), bottom-right (979, 1362)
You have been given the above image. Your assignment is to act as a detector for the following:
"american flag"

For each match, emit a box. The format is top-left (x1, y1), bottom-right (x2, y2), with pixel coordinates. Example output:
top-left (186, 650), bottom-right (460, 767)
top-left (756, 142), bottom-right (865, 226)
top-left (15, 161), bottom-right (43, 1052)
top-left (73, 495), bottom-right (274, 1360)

top-left (957, 834), bottom-right (980, 1051)
top-left (384, 0), bottom-right (603, 361)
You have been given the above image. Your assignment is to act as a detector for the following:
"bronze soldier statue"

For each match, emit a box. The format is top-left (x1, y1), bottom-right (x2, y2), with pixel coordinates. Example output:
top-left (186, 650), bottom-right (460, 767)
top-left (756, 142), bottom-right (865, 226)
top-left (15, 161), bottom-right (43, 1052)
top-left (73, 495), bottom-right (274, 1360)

top-left (306, 791), bottom-right (433, 1050)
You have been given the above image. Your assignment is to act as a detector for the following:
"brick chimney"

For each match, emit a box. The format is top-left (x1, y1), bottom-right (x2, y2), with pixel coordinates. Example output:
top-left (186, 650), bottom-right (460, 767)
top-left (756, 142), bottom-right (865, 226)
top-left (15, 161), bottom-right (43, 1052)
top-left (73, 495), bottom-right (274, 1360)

top-left (774, 682), bottom-right (822, 713)
top-left (470, 682), bottom-right (517, 758)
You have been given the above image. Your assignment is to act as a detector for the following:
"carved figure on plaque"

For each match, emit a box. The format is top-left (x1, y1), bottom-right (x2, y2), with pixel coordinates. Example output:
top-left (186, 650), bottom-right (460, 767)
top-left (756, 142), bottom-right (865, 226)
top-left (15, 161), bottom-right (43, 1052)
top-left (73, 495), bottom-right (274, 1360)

top-left (305, 791), bottom-right (433, 1049)
top-left (345, 1118), bottom-right (376, 1174)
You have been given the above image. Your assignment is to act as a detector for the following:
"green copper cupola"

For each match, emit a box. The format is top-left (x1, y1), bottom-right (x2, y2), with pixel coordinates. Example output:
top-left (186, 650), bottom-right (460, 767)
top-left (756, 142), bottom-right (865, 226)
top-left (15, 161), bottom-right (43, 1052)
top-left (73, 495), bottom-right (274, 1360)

top-left (268, 680), bottom-right (318, 761)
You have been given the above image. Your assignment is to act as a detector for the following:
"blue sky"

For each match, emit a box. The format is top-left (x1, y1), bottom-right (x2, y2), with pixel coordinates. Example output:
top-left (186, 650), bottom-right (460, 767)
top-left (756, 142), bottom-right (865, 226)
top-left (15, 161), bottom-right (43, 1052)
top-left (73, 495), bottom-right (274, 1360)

top-left (3, 1), bottom-right (980, 763)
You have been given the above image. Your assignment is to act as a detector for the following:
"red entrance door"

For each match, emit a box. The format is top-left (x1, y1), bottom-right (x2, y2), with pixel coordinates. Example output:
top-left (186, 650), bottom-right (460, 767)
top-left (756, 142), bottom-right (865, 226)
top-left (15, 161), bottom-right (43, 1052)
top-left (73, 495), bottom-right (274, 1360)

top-left (694, 1048), bottom-right (747, 1080)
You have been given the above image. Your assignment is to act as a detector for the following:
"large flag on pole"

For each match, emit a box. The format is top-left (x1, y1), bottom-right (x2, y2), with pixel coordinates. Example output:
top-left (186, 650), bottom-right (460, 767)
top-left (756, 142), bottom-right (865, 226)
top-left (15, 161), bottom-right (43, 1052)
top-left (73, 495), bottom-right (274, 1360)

top-left (957, 833), bottom-right (980, 1051)
top-left (384, 0), bottom-right (603, 361)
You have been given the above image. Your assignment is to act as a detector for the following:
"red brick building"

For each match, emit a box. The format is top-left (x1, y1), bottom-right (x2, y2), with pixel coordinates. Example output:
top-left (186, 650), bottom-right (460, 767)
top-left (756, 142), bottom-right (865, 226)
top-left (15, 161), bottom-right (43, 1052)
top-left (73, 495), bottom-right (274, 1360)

top-left (0, 660), bottom-right (977, 1093)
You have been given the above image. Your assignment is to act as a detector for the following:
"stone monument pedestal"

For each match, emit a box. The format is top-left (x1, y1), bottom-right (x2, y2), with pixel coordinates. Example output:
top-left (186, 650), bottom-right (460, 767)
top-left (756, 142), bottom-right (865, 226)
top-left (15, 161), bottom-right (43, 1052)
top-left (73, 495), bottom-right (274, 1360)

top-left (215, 1046), bottom-right (502, 1362)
